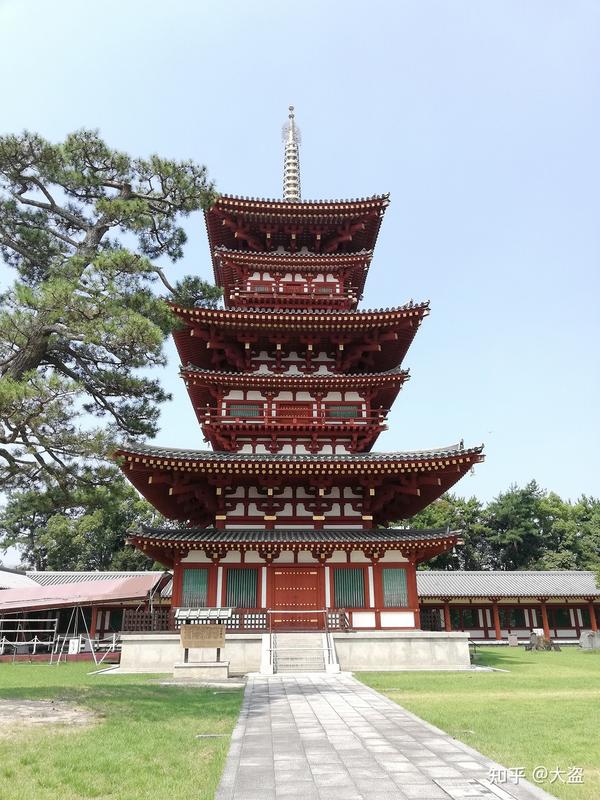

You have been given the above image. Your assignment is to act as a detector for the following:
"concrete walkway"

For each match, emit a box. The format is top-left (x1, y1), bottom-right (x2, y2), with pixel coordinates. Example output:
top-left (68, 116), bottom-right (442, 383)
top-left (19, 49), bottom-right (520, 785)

top-left (216, 674), bottom-right (554, 800)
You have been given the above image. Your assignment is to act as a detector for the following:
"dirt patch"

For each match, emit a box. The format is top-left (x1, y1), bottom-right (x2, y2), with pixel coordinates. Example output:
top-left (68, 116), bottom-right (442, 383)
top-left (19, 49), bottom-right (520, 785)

top-left (0, 699), bottom-right (96, 735)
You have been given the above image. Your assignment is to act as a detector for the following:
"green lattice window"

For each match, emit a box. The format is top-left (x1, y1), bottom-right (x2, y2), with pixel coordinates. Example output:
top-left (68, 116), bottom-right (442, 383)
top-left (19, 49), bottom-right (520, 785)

top-left (181, 569), bottom-right (208, 607)
top-left (333, 568), bottom-right (365, 608)
top-left (226, 402), bottom-right (263, 418)
top-left (326, 404), bottom-right (361, 419)
top-left (381, 568), bottom-right (408, 607)
top-left (226, 568), bottom-right (258, 608)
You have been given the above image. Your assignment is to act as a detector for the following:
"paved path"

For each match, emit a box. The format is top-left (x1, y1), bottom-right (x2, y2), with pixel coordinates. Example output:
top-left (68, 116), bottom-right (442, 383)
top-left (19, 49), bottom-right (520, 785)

top-left (216, 674), bottom-right (554, 800)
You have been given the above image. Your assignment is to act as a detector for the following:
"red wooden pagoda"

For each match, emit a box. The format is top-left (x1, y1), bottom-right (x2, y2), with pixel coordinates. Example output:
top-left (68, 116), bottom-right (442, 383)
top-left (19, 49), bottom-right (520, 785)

top-left (117, 107), bottom-right (484, 631)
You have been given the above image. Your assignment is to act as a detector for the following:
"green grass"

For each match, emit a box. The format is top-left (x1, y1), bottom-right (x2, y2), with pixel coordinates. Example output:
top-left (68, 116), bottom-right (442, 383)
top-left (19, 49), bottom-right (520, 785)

top-left (0, 663), bottom-right (243, 800)
top-left (358, 647), bottom-right (600, 800)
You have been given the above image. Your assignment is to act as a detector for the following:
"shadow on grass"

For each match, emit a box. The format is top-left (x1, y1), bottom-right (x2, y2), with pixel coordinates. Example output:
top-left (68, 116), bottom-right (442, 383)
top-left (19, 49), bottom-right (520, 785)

top-left (0, 682), bottom-right (244, 725)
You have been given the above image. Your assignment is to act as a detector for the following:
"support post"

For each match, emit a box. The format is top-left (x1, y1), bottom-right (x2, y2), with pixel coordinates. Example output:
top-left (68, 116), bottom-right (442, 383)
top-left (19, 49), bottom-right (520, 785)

top-left (588, 601), bottom-right (598, 632)
top-left (491, 600), bottom-right (502, 640)
top-left (443, 600), bottom-right (452, 632)
top-left (90, 606), bottom-right (98, 639)
top-left (540, 601), bottom-right (551, 640)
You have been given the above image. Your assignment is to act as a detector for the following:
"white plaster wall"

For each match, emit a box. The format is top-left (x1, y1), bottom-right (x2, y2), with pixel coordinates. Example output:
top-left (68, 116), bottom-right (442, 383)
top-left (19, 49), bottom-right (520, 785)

top-left (380, 611), bottom-right (415, 627)
top-left (379, 551), bottom-right (409, 563)
top-left (181, 551), bottom-right (211, 564)
top-left (352, 612), bottom-right (376, 628)
top-left (220, 551), bottom-right (242, 564)
top-left (297, 552), bottom-right (317, 563)
top-left (350, 551), bottom-right (370, 563)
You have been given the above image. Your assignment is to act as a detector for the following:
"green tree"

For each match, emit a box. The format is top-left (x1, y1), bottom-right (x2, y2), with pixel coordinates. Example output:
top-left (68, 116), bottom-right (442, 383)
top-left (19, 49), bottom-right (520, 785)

top-left (485, 480), bottom-right (547, 569)
top-left (407, 493), bottom-right (492, 570)
top-left (0, 466), bottom-right (163, 570)
top-left (0, 129), bottom-right (221, 489)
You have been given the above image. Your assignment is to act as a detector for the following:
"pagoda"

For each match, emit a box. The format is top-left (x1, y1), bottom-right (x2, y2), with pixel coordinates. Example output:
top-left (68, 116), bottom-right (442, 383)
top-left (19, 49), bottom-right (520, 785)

top-left (117, 108), bottom-right (484, 632)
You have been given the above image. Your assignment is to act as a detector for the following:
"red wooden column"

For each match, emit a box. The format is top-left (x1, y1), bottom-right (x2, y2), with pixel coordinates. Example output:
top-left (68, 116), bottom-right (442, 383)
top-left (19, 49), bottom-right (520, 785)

top-left (587, 599), bottom-right (598, 632)
top-left (490, 598), bottom-right (502, 640)
top-left (539, 599), bottom-right (551, 639)
top-left (90, 606), bottom-right (98, 638)
top-left (443, 599), bottom-right (452, 632)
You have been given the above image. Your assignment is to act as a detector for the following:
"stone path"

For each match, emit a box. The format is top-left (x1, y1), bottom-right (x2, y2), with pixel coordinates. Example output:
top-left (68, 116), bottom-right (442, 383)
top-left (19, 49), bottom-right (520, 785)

top-left (216, 674), bottom-right (553, 800)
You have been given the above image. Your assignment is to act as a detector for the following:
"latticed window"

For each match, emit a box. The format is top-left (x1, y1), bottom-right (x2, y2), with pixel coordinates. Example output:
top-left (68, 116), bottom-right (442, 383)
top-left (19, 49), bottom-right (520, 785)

top-left (315, 285), bottom-right (335, 294)
top-left (461, 608), bottom-right (479, 628)
top-left (226, 568), bottom-right (258, 608)
top-left (381, 568), bottom-right (408, 607)
top-left (326, 404), bottom-right (361, 419)
top-left (248, 283), bottom-right (272, 293)
top-left (333, 568), bottom-right (365, 608)
top-left (181, 569), bottom-right (208, 607)
top-left (499, 607), bottom-right (526, 628)
top-left (226, 403), bottom-right (263, 418)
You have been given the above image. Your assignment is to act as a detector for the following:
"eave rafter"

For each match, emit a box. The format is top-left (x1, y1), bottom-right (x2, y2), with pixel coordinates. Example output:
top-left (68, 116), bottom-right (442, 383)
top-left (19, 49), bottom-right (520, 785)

top-left (204, 195), bottom-right (389, 261)
top-left (116, 446), bottom-right (484, 525)
top-left (170, 304), bottom-right (429, 372)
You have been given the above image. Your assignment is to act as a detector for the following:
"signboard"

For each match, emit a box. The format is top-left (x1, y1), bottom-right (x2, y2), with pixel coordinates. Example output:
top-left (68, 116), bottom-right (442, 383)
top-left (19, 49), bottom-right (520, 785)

top-left (180, 623), bottom-right (226, 650)
top-left (68, 638), bottom-right (81, 655)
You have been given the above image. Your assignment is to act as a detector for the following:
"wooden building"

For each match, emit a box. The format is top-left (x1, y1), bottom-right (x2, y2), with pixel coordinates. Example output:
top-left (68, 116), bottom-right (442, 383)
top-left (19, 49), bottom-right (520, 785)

top-left (117, 107), bottom-right (484, 633)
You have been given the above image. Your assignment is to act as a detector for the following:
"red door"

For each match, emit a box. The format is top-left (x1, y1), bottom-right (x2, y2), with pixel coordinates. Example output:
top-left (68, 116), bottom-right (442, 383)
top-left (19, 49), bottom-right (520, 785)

top-left (272, 568), bottom-right (322, 629)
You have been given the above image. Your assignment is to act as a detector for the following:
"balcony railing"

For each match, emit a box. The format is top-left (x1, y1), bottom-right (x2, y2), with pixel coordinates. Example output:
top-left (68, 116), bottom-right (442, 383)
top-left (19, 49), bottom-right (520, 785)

top-left (230, 291), bottom-right (357, 309)
top-left (122, 608), bottom-right (352, 633)
top-left (202, 412), bottom-right (388, 431)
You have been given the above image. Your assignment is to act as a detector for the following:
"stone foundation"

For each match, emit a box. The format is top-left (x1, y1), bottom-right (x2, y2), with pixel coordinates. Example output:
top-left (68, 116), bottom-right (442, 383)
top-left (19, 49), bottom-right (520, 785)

top-left (120, 630), bottom-right (470, 674)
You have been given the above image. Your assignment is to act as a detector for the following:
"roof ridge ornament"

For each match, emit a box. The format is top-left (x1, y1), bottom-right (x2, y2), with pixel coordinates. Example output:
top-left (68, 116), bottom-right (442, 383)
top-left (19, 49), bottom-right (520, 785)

top-left (282, 105), bottom-right (301, 202)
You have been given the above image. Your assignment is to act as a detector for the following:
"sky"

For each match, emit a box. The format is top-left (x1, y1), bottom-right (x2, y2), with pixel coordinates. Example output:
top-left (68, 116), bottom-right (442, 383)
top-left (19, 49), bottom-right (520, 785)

top-left (1, 0), bottom-right (599, 526)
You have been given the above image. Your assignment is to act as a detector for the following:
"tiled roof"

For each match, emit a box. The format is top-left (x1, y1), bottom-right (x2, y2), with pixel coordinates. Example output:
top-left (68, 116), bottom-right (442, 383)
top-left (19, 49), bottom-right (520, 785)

top-left (214, 247), bottom-right (374, 264)
top-left (181, 364), bottom-right (409, 386)
top-left (213, 194), bottom-right (390, 211)
top-left (172, 302), bottom-right (428, 319)
top-left (134, 526), bottom-right (456, 545)
top-left (0, 567), bottom-right (39, 589)
top-left (118, 443), bottom-right (480, 463)
top-left (416, 571), bottom-right (600, 598)
top-left (26, 570), bottom-right (167, 587)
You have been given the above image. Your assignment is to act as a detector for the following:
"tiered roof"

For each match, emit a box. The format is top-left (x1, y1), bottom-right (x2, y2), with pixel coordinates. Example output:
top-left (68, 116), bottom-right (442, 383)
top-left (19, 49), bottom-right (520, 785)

top-left (205, 194), bottom-right (389, 259)
top-left (213, 248), bottom-right (373, 298)
top-left (171, 302), bottom-right (429, 371)
top-left (180, 364), bottom-right (409, 411)
top-left (128, 526), bottom-right (461, 568)
top-left (115, 444), bottom-right (484, 524)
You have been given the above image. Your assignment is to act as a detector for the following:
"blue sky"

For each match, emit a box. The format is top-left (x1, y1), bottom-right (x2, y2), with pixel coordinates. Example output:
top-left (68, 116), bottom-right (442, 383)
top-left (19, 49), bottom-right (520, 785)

top-left (1, 0), bottom-right (599, 508)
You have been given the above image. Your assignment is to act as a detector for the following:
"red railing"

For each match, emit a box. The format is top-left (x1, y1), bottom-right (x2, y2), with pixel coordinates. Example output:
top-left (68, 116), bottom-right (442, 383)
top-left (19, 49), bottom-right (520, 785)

top-left (202, 412), bottom-right (388, 430)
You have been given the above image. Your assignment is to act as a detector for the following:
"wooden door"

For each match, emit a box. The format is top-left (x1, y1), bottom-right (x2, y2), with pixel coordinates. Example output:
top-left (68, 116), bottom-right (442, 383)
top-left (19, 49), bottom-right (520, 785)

top-left (272, 568), bottom-right (322, 629)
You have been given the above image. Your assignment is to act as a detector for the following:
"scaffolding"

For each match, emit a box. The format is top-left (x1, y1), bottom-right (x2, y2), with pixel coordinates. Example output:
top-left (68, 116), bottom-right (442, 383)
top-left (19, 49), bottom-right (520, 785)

top-left (0, 615), bottom-right (59, 659)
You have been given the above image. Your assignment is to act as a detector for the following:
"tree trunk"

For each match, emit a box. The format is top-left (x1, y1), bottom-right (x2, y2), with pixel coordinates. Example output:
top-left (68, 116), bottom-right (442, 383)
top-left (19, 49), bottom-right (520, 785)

top-left (2, 326), bottom-right (51, 379)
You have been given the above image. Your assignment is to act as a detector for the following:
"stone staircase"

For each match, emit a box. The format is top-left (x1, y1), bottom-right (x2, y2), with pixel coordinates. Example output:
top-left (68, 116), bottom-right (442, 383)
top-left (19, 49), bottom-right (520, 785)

top-left (272, 632), bottom-right (327, 673)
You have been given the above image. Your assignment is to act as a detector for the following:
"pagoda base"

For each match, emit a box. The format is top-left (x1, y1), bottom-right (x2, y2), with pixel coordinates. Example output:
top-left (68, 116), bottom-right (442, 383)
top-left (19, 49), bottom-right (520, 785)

top-left (332, 630), bottom-right (470, 671)
top-left (173, 661), bottom-right (230, 680)
top-left (120, 631), bottom-right (469, 674)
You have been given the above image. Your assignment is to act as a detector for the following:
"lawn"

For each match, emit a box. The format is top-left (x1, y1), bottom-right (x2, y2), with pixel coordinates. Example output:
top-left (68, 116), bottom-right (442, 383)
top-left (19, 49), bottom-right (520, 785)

top-left (358, 647), bottom-right (600, 800)
top-left (0, 663), bottom-right (243, 800)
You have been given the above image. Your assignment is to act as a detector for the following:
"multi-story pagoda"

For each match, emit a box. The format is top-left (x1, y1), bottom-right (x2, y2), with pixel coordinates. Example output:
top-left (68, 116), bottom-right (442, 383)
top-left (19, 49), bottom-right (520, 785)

top-left (117, 108), bottom-right (484, 632)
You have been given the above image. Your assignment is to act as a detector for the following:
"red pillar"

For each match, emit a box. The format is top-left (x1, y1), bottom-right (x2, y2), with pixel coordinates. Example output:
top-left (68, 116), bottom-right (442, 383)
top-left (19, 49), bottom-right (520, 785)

top-left (540, 601), bottom-right (551, 640)
top-left (491, 601), bottom-right (502, 640)
top-left (443, 601), bottom-right (452, 632)
top-left (90, 606), bottom-right (98, 638)
top-left (588, 601), bottom-right (598, 632)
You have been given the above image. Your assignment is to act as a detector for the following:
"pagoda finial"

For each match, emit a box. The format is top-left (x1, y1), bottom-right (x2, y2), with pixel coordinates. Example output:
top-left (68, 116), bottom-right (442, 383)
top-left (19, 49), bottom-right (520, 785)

top-left (282, 105), bottom-right (301, 202)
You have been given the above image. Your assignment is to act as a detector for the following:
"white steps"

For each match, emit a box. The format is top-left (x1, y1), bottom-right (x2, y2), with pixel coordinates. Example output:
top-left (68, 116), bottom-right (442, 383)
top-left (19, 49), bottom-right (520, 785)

top-left (272, 632), bottom-right (326, 673)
